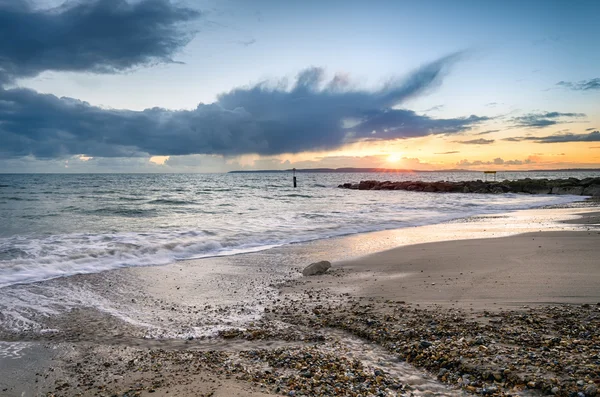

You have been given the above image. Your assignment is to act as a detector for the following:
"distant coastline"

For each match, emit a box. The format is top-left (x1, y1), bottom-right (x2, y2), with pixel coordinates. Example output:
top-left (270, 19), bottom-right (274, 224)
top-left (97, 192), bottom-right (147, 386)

top-left (228, 167), bottom-right (600, 174)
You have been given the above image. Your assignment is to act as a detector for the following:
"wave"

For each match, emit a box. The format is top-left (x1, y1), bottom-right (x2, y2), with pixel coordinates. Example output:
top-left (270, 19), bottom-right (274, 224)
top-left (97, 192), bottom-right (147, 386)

top-left (0, 229), bottom-right (258, 288)
top-left (300, 213), bottom-right (329, 219)
top-left (84, 207), bottom-right (157, 217)
top-left (91, 190), bottom-right (118, 194)
top-left (0, 193), bottom-right (587, 289)
top-left (4, 196), bottom-right (40, 201)
top-left (20, 213), bottom-right (59, 219)
top-left (284, 194), bottom-right (314, 198)
top-left (148, 199), bottom-right (192, 205)
top-left (118, 196), bottom-right (146, 202)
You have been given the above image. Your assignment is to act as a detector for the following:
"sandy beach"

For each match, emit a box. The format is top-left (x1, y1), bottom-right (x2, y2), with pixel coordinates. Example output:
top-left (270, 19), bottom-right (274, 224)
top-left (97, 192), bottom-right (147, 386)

top-left (289, 228), bottom-right (600, 310)
top-left (1, 204), bottom-right (599, 397)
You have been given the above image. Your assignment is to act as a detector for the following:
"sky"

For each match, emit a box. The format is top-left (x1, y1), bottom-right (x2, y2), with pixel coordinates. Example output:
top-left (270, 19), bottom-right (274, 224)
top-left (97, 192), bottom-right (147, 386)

top-left (0, 0), bottom-right (599, 173)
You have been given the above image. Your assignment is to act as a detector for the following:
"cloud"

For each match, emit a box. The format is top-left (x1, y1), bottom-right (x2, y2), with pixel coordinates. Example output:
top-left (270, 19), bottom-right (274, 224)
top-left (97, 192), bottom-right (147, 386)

top-left (423, 105), bottom-right (444, 112)
top-left (556, 78), bottom-right (600, 91)
top-left (502, 131), bottom-right (600, 144)
top-left (0, 54), bottom-right (490, 159)
top-left (454, 138), bottom-right (495, 145)
top-left (475, 129), bottom-right (500, 135)
top-left (0, 154), bottom-right (169, 173)
top-left (532, 36), bottom-right (560, 46)
top-left (458, 157), bottom-right (535, 167)
top-left (586, 127), bottom-right (597, 131)
top-left (434, 151), bottom-right (460, 154)
top-left (511, 111), bottom-right (586, 128)
top-left (237, 38), bottom-right (257, 47)
top-left (0, 0), bottom-right (200, 83)
top-left (528, 131), bottom-right (600, 143)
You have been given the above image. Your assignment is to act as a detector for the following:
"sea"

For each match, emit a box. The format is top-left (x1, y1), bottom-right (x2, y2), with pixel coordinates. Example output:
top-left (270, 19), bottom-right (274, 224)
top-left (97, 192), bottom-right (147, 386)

top-left (0, 171), bottom-right (597, 289)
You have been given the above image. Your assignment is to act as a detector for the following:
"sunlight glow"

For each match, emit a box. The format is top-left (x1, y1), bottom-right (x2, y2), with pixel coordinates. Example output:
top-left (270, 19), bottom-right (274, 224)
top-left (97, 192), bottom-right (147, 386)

top-left (149, 156), bottom-right (169, 165)
top-left (387, 153), bottom-right (402, 163)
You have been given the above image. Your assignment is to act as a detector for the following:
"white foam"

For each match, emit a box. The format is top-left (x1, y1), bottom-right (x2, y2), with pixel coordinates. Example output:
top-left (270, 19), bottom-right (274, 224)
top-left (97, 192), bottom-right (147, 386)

top-left (0, 341), bottom-right (33, 359)
top-left (0, 193), bottom-right (586, 289)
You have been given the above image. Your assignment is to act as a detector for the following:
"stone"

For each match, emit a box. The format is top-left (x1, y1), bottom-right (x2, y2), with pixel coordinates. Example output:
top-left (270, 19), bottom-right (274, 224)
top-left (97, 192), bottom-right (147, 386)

top-left (358, 180), bottom-right (379, 190)
top-left (583, 184), bottom-right (600, 196)
top-left (302, 261), bottom-right (332, 276)
top-left (551, 186), bottom-right (584, 195)
top-left (336, 177), bottom-right (600, 200)
top-left (521, 182), bottom-right (550, 194)
top-left (584, 384), bottom-right (597, 397)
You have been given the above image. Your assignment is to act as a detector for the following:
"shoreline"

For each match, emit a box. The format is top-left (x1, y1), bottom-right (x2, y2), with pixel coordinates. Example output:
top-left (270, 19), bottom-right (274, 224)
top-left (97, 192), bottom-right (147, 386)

top-left (0, 191), bottom-right (590, 290)
top-left (1, 204), bottom-right (599, 396)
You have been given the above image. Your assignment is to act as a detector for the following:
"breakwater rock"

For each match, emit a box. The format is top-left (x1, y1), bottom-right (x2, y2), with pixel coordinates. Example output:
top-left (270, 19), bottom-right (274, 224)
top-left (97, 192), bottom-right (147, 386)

top-left (338, 177), bottom-right (600, 196)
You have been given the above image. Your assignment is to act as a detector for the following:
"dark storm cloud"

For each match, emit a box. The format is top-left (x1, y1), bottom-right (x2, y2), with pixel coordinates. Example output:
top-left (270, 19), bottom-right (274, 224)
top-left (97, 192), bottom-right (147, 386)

top-left (0, 54), bottom-right (490, 159)
top-left (511, 112), bottom-right (586, 128)
top-left (500, 131), bottom-right (600, 144)
top-left (556, 78), bottom-right (600, 91)
top-left (454, 138), bottom-right (495, 145)
top-left (0, 0), bottom-right (200, 83)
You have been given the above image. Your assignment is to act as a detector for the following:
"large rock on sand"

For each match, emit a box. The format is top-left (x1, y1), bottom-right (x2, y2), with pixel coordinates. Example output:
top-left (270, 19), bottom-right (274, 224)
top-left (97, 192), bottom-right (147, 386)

top-left (302, 261), bottom-right (331, 276)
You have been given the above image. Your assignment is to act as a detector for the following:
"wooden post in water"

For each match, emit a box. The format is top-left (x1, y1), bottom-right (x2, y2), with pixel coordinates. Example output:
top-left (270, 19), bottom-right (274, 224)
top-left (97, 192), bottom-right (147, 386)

top-left (293, 168), bottom-right (297, 188)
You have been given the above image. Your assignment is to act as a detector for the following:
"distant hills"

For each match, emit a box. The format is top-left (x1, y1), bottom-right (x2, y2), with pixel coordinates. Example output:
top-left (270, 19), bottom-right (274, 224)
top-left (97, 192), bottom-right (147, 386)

top-left (228, 167), bottom-right (600, 174)
top-left (229, 168), bottom-right (467, 173)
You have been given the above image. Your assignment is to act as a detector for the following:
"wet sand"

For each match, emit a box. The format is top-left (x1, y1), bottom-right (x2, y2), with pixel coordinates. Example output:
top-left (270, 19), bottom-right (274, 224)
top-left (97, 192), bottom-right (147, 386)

top-left (288, 226), bottom-right (600, 310)
top-left (1, 206), bottom-right (599, 396)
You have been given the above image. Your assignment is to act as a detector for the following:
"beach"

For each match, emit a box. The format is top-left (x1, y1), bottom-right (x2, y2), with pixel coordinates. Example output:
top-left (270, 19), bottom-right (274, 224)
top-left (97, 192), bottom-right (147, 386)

top-left (1, 202), bottom-right (599, 397)
top-left (2, 0), bottom-right (599, 395)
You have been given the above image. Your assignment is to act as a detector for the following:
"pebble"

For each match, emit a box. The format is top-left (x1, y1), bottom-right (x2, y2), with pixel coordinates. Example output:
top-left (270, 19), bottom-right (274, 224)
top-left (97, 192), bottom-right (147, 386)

top-left (584, 385), bottom-right (597, 397)
top-left (268, 290), bottom-right (600, 397)
top-left (35, 280), bottom-right (600, 397)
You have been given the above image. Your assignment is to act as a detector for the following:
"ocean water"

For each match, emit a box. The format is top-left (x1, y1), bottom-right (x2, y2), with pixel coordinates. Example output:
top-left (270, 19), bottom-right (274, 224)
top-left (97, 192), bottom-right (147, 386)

top-left (0, 172), bottom-right (596, 289)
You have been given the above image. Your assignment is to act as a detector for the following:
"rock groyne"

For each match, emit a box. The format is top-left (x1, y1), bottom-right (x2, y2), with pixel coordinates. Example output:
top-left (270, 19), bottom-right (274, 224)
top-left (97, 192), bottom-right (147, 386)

top-left (338, 177), bottom-right (600, 196)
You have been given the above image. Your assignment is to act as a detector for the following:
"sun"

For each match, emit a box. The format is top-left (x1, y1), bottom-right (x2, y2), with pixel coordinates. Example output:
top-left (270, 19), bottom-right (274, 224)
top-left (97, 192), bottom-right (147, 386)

top-left (387, 153), bottom-right (402, 163)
